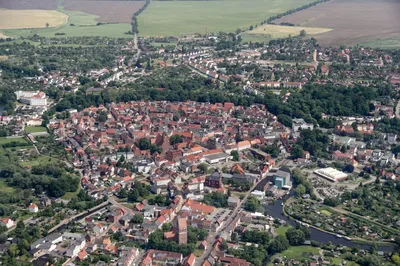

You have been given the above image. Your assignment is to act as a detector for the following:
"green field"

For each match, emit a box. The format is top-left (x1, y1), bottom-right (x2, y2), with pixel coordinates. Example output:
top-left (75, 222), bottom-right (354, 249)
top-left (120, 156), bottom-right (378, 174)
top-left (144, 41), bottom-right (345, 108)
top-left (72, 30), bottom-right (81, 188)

top-left (275, 225), bottom-right (292, 236)
top-left (268, 246), bottom-right (320, 265)
top-left (0, 179), bottom-right (16, 194)
top-left (0, 137), bottom-right (31, 145)
top-left (1, 9), bottom-right (132, 39)
top-left (25, 126), bottom-right (48, 133)
top-left (138, 0), bottom-right (315, 36)
top-left (20, 155), bottom-right (60, 167)
top-left (321, 209), bottom-right (332, 216)
top-left (359, 37), bottom-right (400, 49)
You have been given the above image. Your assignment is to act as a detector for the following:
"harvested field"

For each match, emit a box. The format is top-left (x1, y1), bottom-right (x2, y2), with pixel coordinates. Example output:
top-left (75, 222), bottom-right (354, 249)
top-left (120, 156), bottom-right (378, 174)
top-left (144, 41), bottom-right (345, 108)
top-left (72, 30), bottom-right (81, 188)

top-left (0, 33), bottom-right (8, 39)
top-left (0, 10), bottom-right (68, 29)
top-left (274, 0), bottom-right (400, 47)
top-left (64, 0), bottom-right (146, 23)
top-left (0, 0), bottom-right (58, 10)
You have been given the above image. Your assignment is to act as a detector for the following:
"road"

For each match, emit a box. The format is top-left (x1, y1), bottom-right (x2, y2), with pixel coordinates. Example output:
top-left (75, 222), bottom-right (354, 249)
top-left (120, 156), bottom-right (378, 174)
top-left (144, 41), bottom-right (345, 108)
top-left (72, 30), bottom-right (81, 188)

top-left (313, 49), bottom-right (318, 68)
top-left (196, 157), bottom-right (289, 265)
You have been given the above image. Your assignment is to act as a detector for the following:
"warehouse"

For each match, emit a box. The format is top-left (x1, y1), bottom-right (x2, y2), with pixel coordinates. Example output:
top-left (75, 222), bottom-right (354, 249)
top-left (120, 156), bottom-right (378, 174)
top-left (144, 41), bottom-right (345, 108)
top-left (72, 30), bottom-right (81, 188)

top-left (314, 167), bottom-right (348, 182)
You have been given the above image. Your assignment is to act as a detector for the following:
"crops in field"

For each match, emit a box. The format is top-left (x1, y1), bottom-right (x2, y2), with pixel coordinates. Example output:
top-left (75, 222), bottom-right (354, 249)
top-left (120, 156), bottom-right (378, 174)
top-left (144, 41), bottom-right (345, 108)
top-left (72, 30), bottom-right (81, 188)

top-left (0, 10), bottom-right (68, 29)
top-left (273, 0), bottom-right (400, 47)
top-left (137, 0), bottom-right (316, 37)
top-left (0, 0), bottom-right (58, 10)
top-left (64, 0), bottom-right (146, 23)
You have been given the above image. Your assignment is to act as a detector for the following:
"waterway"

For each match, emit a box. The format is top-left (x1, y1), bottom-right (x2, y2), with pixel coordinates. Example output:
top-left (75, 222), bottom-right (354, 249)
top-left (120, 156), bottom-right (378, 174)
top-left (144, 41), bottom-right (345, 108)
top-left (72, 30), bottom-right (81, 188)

top-left (263, 194), bottom-right (394, 252)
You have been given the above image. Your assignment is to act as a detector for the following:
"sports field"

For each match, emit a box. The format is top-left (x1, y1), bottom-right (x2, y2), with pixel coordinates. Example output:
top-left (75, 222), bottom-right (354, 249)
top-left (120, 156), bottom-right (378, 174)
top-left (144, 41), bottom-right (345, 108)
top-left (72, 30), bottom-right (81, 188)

top-left (0, 10), bottom-right (68, 29)
top-left (137, 0), bottom-right (315, 36)
top-left (1, 9), bottom-right (132, 38)
top-left (25, 126), bottom-right (48, 133)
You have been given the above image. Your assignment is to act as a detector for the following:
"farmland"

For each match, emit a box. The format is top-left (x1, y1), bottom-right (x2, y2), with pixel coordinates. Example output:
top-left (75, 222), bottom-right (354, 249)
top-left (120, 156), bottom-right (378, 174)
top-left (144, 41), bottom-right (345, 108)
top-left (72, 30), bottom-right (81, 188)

top-left (1, 9), bottom-right (132, 38)
top-left (0, 0), bottom-right (58, 10)
top-left (137, 0), bottom-right (316, 37)
top-left (0, 10), bottom-right (68, 30)
top-left (273, 0), bottom-right (400, 47)
top-left (245, 24), bottom-right (332, 41)
top-left (64, 0), bottom-right (146, 23)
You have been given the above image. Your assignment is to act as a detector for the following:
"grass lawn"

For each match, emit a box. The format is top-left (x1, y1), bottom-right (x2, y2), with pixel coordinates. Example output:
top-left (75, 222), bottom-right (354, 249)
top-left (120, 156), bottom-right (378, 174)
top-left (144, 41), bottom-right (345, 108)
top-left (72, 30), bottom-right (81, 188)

top-left (62, 185), bottom-right (81, 200)
top-left (137, 0), bottom-right (315, 36)
top-left (193, 249), bottom-right (204, 257)
top-left (321, 209), bottom-right (332, 216)
top-left (1, 9), bottom-right (132, 39)
top-left (275, 225), bottom-right (292, 236)
top-left (0, 136), bottom-right (31, 145)
top-left (268, 246), bottom-right (320, 265)
top-left (20, 155), bottom-right (60, 167)
top-left (0, 179), bottom-right (15, 194)
top-left (25, 126), bottom-right (48, 133)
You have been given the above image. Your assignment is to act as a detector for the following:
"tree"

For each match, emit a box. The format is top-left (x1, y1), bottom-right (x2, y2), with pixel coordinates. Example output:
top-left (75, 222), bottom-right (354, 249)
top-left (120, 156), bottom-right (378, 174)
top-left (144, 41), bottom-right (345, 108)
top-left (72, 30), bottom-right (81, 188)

top-left (299, 29), bottom-right (306, 36)
top-left (268, 235), bottom-right (289, 254)
top-left (138, 138), bottom-right (151, 150)
top-left (343, 164), bottom-right (354, 173)
top-left (46, 22), bottom-right (49, 28)
top-left (97, 111), bottom-right (108, 122)
top-left (295, 184), bottom-right (306, 197)
top-left (169, 134), bottom-right (183, 145)
top-left (231, 150), bottom-right (240, 161)
top-left (244, 196), bottom-right (260, 212)
top-left (198, 163), bottom-right (208, 174)
top-left (286, 228), bottom-right (306, 246)
top-left (118, 187), bottom-right (128, 198)
top-left (130, 214), bottom-right (144, 224)
top-left (291, 145), bottom-right (304, 159)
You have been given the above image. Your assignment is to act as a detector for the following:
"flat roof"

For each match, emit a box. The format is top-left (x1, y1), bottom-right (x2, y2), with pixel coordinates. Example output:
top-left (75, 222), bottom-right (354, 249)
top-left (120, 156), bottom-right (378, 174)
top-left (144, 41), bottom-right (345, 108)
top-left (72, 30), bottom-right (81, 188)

top-left (314, 167), bottom-right (348, 182)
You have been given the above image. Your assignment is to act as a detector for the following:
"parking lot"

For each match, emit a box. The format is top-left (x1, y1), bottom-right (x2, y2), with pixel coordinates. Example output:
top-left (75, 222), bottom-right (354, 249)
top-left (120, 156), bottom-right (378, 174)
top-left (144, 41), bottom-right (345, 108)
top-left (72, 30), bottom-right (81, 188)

top-left (207, 208), bottom-right (233, 222)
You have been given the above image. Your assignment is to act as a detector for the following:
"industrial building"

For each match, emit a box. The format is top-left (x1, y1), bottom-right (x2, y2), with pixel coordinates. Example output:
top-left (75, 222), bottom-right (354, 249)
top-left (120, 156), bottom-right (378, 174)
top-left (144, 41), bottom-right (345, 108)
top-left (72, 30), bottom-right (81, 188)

top-left (314, 167), bottom-right (348, 182)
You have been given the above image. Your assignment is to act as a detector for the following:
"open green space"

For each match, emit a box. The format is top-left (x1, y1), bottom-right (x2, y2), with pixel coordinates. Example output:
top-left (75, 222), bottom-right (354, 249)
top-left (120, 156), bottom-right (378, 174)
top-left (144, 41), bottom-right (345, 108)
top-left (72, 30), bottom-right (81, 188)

top-left (0, 179), bottom-right (16, 194)
top-left (320, 209), bottom-right (332, 216)
top-left (331, 257), bottom-right (359, 266)
top-left (137, 0), bottom-right (315, 36)
top-left (62, 185), bottom-right (81, 200)
top-left (275, 225), bottom-right (292, 236)
top-left (1, 9), bottom-right (132, 39)
top-left (0, 136), bottom-right (31, 145)
top-left (25, 126), bottom-right (48, 133)
top-left (268, 246), bottom-right (320, 265)
top-left (20, 155), bottom-right (60, 167)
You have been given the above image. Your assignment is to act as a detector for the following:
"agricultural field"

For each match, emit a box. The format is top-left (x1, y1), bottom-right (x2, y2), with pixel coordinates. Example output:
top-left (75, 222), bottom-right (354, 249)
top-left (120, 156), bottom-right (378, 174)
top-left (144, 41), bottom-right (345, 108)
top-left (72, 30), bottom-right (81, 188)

top-left (245, 24), bottom-right (332, 41)
top-left (0, 136), bottom-right (31, 146)
top-left (1, 9), bottom-right (132, 38)
top-left (0, 10), bottom-right (68, 29)
top-left (64, 0), bottom-right (146, 23)
top-left (273, 0), bottom-right (400, 47)
top-left (137, 0), bottom-right (315, 37)
top-left (0, 56), bottom-right (8, 62)
top-left (0, 0), bottom-right (58, 10)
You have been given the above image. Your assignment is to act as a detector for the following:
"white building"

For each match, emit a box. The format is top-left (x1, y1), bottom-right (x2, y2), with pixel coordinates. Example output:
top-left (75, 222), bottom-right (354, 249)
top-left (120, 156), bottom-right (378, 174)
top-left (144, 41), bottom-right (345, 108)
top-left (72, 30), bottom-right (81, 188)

top-left (292, 118), bottom-right (314, 132)
top-left (251, 190), bottom-right (265, 199)
top-left (314, 167), bottom-right (348, 182)
top-left (0, 218), bottom-right (15, 228)
top-left (15, 91), bottom-right (48, 106)
top-left (28, 203), bottom-right (39, 213)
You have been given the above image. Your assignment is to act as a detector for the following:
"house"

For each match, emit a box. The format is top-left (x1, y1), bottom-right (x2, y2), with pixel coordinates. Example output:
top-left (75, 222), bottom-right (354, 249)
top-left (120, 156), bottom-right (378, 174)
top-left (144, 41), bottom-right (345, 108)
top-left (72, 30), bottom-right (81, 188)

top-left (184, 254), bottom-right (196, 266)
top-left (30, 233), bottom-right (63, 252)
top-left (0, 218), bottom-right (15, 229)
top-left (292, 118), bottom-right (313, 132)
top-left (205, 172), bottom-right (223, 189)
top-left (141, 249), bottom-right (183, 265)
top-left (227, 196), bottom-right (240, 208)
top-left (28, 203), bottom-right (39, 213)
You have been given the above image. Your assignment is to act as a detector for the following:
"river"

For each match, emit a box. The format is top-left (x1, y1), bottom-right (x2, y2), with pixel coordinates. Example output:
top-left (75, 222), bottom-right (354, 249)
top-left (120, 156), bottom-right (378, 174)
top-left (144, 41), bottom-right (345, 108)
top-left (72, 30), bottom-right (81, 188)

top-left (263, 194), bottom-right (394, 252)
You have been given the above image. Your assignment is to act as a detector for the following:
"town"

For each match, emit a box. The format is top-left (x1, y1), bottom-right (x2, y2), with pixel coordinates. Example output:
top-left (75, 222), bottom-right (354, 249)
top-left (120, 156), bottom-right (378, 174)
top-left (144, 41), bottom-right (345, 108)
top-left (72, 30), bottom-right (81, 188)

top-left (1, 31), bottom-right (400, 266)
